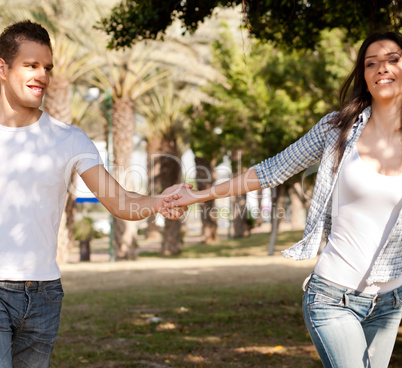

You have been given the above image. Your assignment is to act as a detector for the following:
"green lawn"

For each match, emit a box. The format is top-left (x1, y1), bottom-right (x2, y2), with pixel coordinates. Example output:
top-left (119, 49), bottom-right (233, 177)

top-left (138, 230), bottom-right (305, 258)
top-left (52, 282), bottom-right (321, 368)
top-left (52, 230), bottom-right (402, 367)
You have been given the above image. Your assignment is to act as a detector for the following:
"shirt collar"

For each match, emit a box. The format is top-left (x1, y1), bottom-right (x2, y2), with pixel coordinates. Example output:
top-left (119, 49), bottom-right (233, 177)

top-left (353, 106), bottom-right (372, 127)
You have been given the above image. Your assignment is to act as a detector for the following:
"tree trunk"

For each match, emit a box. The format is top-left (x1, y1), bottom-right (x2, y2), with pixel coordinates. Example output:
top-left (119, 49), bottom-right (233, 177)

top-left (160, 137), bottom-right (182, 255)
top-left (145, 137), bottom-right (163, 240)
top-left (231, 150), bottom-right (250, 238)
top-left (43, 75), bottom-right (75, 264)
top-left (111, 98), bottom-right (137, 260)
top-left (268, 185), bottom-right (285, 255)
top-left (233, 193), bottom-right (250, 238)
top-left (254, 189), bottom-right (264, 228)
top-left (194, 156), bottom-right (218, 244)
top-left (79, 240), bottom-right (91, 261)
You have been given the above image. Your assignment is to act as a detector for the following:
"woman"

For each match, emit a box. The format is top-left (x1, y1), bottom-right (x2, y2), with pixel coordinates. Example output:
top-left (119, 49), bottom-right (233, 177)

top-left (166, 31), bottom-right (402, 367)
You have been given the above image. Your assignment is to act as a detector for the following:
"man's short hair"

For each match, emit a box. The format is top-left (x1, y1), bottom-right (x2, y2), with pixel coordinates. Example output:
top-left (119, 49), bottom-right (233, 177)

top-left (0, 20), bottom-right (52, 67)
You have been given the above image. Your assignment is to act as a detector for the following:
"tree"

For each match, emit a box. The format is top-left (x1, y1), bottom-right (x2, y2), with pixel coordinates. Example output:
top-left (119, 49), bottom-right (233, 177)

top-left (93, 49), bottom-right (169, 259)
top-left (138, 82), bottom-right (190, 255)
top-left (188, 26), bottom-right (356, 244)
top-left (98, 0), bottom-right (401, 50)
top-left (74, 217), bottom-right (103, 261)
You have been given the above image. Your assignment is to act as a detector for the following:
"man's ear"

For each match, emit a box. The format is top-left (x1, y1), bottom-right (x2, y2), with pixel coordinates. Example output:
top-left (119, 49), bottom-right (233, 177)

top-left (0, 58), bottom-right (7, 81)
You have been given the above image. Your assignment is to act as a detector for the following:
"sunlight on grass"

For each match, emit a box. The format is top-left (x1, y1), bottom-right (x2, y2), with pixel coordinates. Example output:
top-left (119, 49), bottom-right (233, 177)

top-left (52, 282), bottom-right (323, 368)
top-left (139, 230), bottom-right (304, 259)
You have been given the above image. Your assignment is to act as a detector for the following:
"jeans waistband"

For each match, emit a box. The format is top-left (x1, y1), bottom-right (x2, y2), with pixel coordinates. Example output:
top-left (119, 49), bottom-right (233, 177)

top-left (0, 279), bottom-right (61, 292)
top-left (308, 273), bottom-right (402, 299)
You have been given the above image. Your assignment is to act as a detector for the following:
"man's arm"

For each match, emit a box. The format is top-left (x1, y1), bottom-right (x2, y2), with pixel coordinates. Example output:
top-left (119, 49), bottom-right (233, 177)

top-left (80, 164), bottom-right (189, 220)
top-left (164, 167), bottom-right (261, 208)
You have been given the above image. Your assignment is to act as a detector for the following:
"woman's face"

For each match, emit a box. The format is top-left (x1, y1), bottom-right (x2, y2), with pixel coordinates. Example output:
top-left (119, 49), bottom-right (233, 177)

top-left (364, 39), bottom-right (402, 104)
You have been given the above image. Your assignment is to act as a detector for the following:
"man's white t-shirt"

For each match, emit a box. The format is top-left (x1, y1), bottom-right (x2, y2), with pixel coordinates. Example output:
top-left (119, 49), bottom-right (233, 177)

top-left (0, 112), bottom-right (103, 281)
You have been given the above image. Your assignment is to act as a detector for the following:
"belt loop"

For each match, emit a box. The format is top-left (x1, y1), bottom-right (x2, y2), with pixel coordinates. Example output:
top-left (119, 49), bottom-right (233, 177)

top-left (343, 290), bottom-right (351, 307)
top-left (393, 289), bottom-right (400, 308)
top-left (302, 273), bottom-right (313, 292)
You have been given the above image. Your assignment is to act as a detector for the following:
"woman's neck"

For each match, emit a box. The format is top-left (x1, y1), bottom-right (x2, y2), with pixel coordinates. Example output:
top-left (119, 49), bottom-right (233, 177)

top-left (370, 101), bottom-right (402, 138)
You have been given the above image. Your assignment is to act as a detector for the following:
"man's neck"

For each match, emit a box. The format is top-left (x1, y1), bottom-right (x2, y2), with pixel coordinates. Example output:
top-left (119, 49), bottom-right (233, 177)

top-left (0, 98), bottom-right (42, 128)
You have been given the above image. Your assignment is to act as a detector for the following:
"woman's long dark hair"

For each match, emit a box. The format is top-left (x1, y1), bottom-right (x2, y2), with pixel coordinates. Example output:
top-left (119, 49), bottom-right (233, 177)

top-left (331, 31), bottom-right (402, 170)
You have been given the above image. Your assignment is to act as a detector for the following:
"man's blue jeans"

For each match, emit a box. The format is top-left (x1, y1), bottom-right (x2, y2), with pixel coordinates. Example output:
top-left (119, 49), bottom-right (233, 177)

top-left (303, 274), bottom-right (402, 368)
top-left (0, 279), bottom-right (64, 368)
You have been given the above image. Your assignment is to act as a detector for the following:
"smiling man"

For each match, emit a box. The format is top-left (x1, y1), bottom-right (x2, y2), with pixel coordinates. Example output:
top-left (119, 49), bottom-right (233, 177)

top-left (0, 20), bottom-right (189, 368)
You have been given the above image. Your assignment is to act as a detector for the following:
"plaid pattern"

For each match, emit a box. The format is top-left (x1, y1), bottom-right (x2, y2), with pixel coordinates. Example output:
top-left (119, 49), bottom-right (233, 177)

top-left (254, 106), bottom-right (402, 285)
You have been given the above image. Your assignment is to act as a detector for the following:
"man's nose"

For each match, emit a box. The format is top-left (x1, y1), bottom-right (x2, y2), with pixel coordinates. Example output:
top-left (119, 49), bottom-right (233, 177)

top-left (35, 67), bottom-right (49, 83)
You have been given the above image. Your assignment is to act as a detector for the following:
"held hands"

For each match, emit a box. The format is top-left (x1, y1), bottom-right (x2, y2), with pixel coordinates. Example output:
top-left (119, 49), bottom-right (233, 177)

top-left (163, 187), bottom-right (199, 209)
top-left (157, 183), bottom-right (194, 220)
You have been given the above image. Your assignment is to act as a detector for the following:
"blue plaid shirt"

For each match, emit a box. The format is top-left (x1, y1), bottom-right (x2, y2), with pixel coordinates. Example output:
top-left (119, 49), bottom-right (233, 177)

top-left (254, 106), bottom-right (402, 285)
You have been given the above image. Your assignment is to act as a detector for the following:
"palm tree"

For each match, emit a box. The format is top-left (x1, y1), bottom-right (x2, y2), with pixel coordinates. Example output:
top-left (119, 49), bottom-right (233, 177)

top-left (138, 82), bottom-right (190, 255)
top-left (93, 48), bottom-right (169, 259)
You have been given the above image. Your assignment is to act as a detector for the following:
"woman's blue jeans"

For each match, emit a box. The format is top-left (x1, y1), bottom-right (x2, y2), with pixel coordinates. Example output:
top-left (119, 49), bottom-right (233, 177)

top-left (0, 279), bottom-right (64, 368)
top-left (303, 274), bottom-right (402, 368)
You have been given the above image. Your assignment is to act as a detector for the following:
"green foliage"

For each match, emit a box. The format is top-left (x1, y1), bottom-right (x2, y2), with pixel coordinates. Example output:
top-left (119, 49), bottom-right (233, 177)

top-left (74, 217), bottom-right (103, 242)
top-left (97, 0), bottom-right (238, 49)
top-left (247, 0), bottom-right (400, 49)
top-left (97, 0), bottom-right (401, 50)
top-left (188, 27), bottom-right (355, 169)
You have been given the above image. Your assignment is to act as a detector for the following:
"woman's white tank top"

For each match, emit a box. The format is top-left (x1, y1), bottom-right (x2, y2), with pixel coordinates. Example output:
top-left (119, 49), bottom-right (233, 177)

top-left (314, 146), bottom-right (402, 294)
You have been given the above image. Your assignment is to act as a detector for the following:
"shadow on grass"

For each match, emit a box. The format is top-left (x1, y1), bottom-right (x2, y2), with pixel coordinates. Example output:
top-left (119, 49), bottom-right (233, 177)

top-left (140, 230), bottom-right (304, 259)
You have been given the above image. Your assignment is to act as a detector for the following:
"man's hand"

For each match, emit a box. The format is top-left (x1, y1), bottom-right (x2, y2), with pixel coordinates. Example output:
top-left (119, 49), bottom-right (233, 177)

top-left (156, 183), bottom-right (193, 220)
top-left (163, 187), bottom-right (200, 209)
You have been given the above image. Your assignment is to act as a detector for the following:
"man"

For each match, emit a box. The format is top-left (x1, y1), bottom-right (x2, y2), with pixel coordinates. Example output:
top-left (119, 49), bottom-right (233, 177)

top-left (0, 20), bottom-right (188, 367)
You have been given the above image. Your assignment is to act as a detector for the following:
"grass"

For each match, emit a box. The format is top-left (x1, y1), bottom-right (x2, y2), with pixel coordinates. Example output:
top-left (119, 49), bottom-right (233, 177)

top-left (53, 229), bottom-right (402, 367)
top-left (52, 282), bottom-right (321, 368)
top-left (138, 230), bottom-right (305, 258)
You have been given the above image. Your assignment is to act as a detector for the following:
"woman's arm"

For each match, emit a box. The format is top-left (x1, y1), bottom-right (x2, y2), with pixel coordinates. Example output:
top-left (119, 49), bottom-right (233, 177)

top-left (165, 111), bottom-right (337, 208)
top-left (164, 167), bottom-right (261, 208)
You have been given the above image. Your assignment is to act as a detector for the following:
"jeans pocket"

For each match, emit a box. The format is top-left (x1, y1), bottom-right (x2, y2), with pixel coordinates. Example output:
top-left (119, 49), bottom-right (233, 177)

top-left (308, 289), bottom-right (343, 308)
top-left (43, 283), bottom-right (64, 304)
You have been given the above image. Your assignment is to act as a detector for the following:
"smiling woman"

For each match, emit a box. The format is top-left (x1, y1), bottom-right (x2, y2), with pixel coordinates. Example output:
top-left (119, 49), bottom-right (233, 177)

top-left (165, 31), bottom-right (402, 368)
top-left (364, 40), bottom-right (402, 105)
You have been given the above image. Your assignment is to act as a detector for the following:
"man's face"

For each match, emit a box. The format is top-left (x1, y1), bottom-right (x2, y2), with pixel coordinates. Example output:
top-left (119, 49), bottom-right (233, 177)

top-left (0, 40), bottom-right (53, 110)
